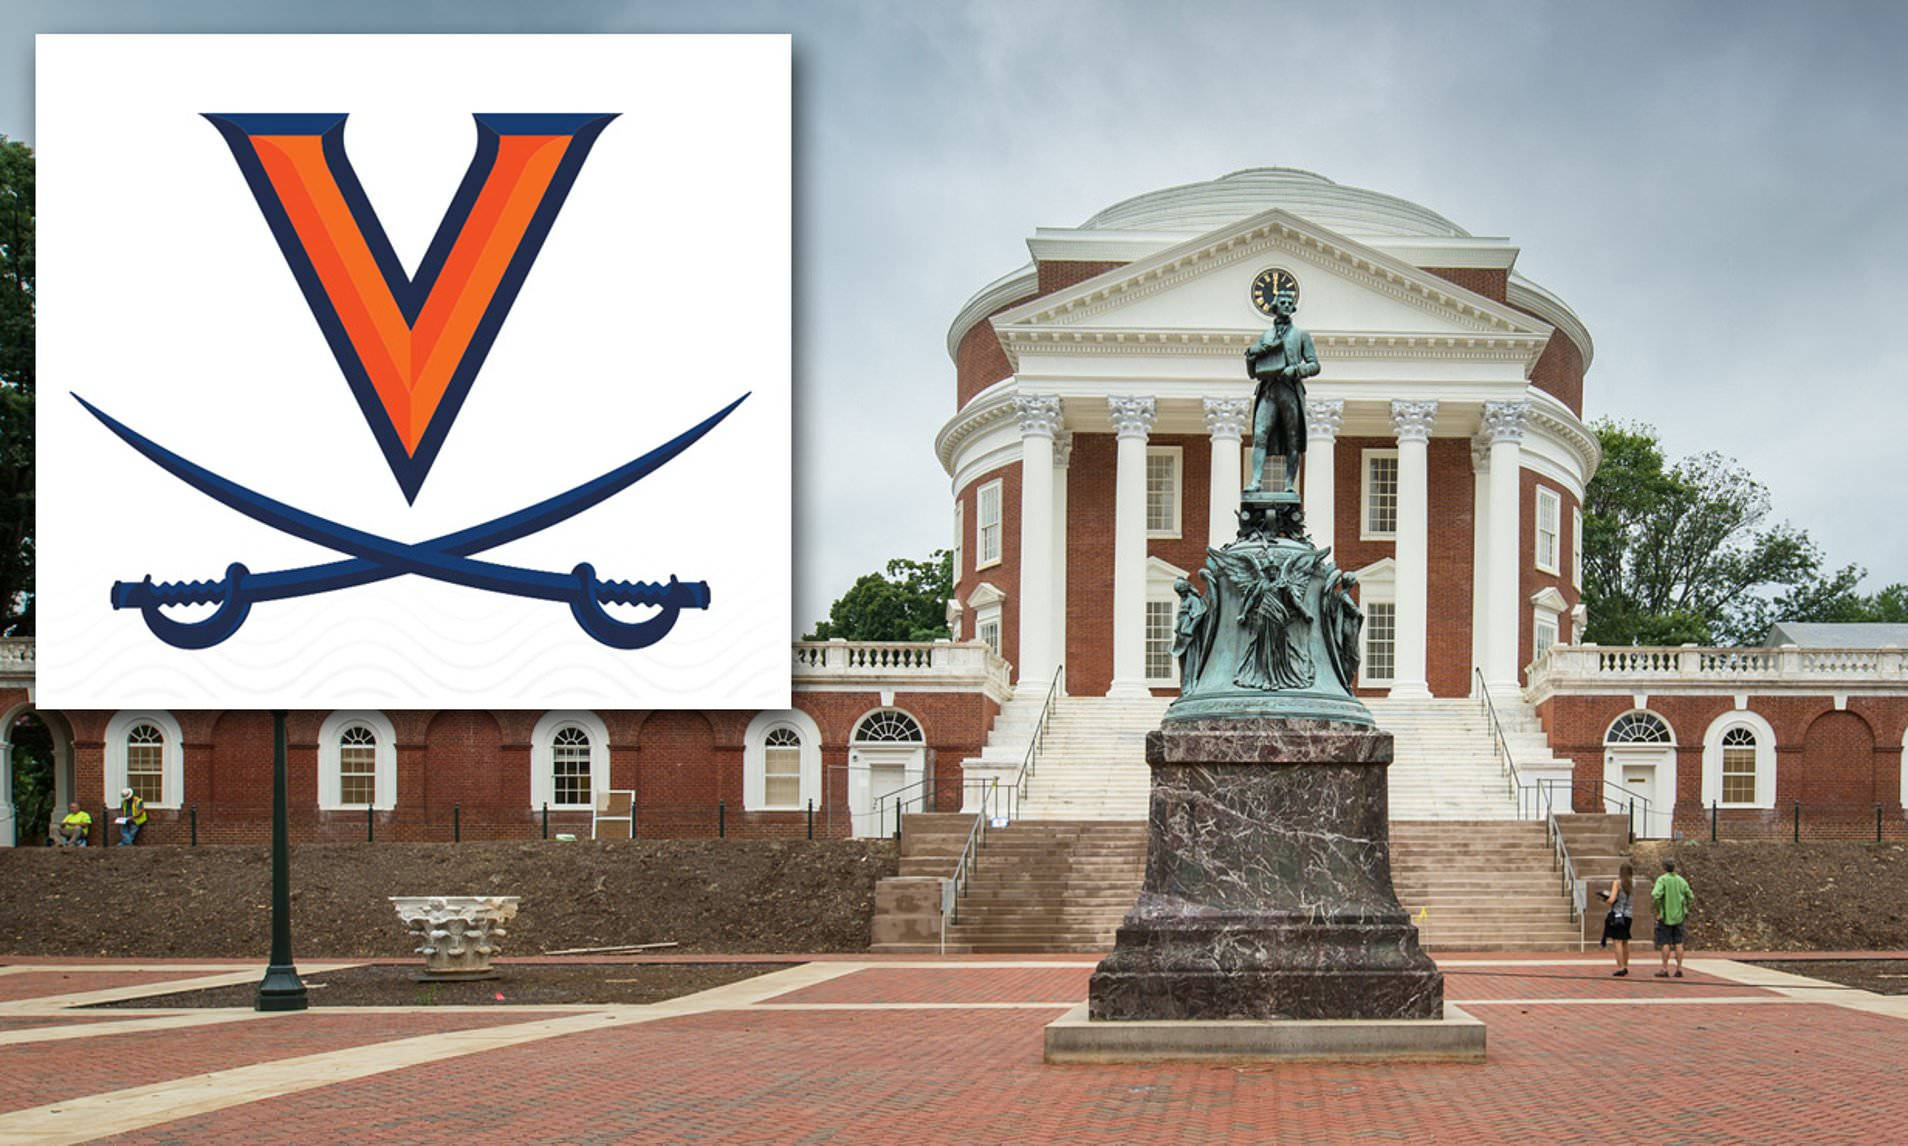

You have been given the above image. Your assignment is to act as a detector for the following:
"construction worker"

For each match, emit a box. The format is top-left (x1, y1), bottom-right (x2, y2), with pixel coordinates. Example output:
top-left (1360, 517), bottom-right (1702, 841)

top-left (55, 803), bottom-right (92, 846)
top-left (117, 788), bottom-right (149, 846)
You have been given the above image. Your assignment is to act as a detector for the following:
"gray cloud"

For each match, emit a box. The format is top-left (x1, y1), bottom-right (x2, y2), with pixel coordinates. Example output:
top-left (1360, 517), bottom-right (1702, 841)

top-left (6, 0), bottom-right (1907, 628)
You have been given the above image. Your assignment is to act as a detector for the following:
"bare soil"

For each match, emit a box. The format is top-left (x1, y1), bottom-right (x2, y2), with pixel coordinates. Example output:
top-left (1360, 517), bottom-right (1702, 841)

top-left (89, 961), bottom-right (793, 1008)
top-left (1631, 840), bottom-right (1908, 951)
top-left (1741, 958), bottom-right (1908, 996)
top-left (0, 839), bottom-right (896, 958)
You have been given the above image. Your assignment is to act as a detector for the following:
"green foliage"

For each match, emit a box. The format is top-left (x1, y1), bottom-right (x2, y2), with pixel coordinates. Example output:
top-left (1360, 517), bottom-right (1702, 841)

top-left (805, 550), bottom-right (952, 642)
top-left (0, 136), bottom-right (32, 636)
top-left (10, 714), bottom-right (52, 844)
top-left (1581, 420), bottom-right (1901, 646)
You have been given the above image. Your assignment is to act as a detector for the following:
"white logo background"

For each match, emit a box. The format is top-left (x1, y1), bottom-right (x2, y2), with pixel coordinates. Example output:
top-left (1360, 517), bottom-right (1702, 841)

top-left (36, 35), bottom-right (792, 709)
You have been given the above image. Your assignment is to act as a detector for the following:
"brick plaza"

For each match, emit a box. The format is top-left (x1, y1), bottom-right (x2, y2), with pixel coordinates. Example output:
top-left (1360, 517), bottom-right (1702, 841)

top-left (2, 953), bottom-right (1906, 1143)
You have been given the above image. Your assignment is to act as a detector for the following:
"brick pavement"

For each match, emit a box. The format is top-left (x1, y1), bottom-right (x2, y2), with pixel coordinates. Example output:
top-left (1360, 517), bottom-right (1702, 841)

top-left (0, 955), bottom-right (1902, 1144)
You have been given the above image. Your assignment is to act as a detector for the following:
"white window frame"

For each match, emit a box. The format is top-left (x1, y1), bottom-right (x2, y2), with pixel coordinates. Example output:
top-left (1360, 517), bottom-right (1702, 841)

top-left (1533, 607), bottom-right (1560, 666)
top-left (1144, 557), bottom-right (1189, 685)
top-left (318, 710), bottom-right (398, 811)
top-left (530, 711), bottom-right (611, 810)
top-left (976, 479), bottom-right (1003, 569)
top-left (744, 710), bottom-right (822, 812)
top-left (1361, 449), bottom-right (1399, 540)
top-left (1572, 505), bottom-right (1584, 589)
top-left (1535, 485), bottom-right (1561, 575)
top-left (1701, 710), bottom-right (1776, 810)
top-left (1145, 446), bottom-right (1182, 539)
top-left (953, 500), bottom-right (964, 580)
top-left (967, 582), bottom-right (1004, 656)
top-left (1353, 558), bottom-right (1398, 688)
top-left (105, 710), bottom-right (184, 810)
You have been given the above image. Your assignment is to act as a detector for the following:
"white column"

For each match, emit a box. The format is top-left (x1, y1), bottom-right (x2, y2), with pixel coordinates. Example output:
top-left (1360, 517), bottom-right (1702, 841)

top-left (1469, 441), bottom-right (1491, 695)
top-left (1480, 400), bottom-right (1530, 695)
top-left (1108, 395), bottom-right (1157, 697)
top-left (1303, 399), bottom-right (1343, 554)
top-left (0, 740), bottom-right (13, 847)
top-left (1389, 400), bottom-right (1438, 698)
top-left (1052, 433), bottom-right (1072, 693)
top-left (1203, 397), bottom-right (1248, 551)
top-left (1014, 394), bottom-right (1063, 687)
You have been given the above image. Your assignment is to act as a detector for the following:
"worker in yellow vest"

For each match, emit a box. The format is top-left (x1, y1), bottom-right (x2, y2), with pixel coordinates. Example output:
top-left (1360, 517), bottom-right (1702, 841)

top-left (117, 788), bottom-right (149, 846)
top-left (55, 803), bottom-right (92, 846)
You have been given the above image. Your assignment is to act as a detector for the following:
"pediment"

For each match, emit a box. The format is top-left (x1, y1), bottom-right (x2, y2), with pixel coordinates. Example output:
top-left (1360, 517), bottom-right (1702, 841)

top-left (989, 208), bottom-right (1550, 362)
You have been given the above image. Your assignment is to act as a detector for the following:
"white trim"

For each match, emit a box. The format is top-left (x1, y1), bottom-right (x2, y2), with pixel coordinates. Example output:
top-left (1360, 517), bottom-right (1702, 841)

top-left (1532, 607), bottom-right (1560, 668)
top-left (1572, 504), bottom-right (1584, 590)
top-left (104, 710), bottom-right (184, 810)
top-left (317, 710), bottom-right (398, 811)
top-left (1360, 449), bottom-right (1399, 540)
top-left (1602, 709), bottom-right (1677, 839)
top-left (976, 479), bottom-right (1004, 569)
top-left (1144, 556), bottom-right (1190, 685)
top-left (1535, 485), bottom-right (1561, 574)
top-left (952, 500), bottom-right (964, 580)
top-left (530, 711), bottom-right (611, 811)
top-left (744, 710), bottom-right (822, 812)
top-left (1701, 710), bottom-right (1776, 810)
top-left (1145, 445), bottom-right (1183, 539)
top-left (1355, 558), bottom-right (1398, 688)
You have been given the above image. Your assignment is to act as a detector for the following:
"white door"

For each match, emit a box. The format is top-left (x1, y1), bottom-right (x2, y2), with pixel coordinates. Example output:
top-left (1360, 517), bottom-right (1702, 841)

top-left (850, 746), bottom-right (922, 837)
top-left (1620, 761), bottom-right (1667, 839)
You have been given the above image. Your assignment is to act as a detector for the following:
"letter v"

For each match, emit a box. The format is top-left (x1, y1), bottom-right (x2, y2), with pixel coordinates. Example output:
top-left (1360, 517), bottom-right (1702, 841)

top-left (205, 113), bottom-right (617, 502)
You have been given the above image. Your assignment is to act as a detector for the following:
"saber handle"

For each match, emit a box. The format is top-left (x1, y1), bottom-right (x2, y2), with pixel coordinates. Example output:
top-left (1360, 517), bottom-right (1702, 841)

top-left (570, 566), bottom-right (710, 650)
top-left (110, 565), bottom-right (254, 650)
top-left (595, 576), bottom-right (712, 609)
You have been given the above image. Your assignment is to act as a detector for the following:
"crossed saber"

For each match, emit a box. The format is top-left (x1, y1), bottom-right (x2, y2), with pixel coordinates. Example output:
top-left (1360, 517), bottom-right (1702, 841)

top-left (76, 391), bottom-right (748, 651)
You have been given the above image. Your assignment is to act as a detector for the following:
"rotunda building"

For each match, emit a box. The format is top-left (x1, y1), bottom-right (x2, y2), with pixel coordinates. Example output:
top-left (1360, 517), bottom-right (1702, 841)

top-left (938, 168), bottom-right (1599, 701)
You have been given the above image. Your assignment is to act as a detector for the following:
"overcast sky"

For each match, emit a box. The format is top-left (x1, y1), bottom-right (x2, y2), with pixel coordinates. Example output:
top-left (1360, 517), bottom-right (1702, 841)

top-left (5, 1), bottom-right (1908, 631)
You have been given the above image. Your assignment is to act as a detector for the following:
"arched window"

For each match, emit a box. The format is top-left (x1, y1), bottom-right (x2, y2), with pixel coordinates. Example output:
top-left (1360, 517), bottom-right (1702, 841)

top-left (106, 711), bottom-right (184, 808)
top-left (126, 724), bottom-right (164, 804)
top-left (553, 727), bottom-right (592, 806)
top-left (1606, 712), bottom-right (1673, 744)
top-left (744, 711), bottom-right (822, 812)
top-left (1701, 711), bottom-right (1776, 809)
top-left (854, 710), bottom-right (923, 742)
top-left (319, 711), bottom-right (398, 810)
top-left (531, 711), bottom-right (611, 810)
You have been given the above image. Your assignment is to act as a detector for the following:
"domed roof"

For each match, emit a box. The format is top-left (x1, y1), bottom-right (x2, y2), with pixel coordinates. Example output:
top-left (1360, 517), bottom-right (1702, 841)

top-left (1079, 167), bottom-right (1470, 239)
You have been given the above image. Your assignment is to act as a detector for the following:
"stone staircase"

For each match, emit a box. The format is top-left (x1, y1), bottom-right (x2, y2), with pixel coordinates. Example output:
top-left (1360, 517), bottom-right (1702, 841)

top-left (870, 691), bottom-right (1597, 953)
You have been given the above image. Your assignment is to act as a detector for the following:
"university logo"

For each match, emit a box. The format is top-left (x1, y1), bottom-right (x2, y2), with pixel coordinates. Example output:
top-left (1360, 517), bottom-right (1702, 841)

top-left (76, 113), bottom-right (745, 651)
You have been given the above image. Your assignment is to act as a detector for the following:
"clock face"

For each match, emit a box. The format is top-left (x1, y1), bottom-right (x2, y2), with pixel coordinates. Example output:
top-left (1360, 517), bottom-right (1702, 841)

top-left (1250, 267), bottom-right (1300, 316)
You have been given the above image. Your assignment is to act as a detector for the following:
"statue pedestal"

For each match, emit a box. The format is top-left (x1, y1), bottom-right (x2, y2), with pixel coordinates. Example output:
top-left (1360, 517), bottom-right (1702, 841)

top-left (1045, 720), bottom-right (1481, 1062)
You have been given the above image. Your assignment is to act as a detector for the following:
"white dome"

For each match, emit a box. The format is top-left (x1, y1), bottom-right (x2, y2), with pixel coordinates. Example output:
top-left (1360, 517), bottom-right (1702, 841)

top-left (1079, 167), bottom-right (1470, 239)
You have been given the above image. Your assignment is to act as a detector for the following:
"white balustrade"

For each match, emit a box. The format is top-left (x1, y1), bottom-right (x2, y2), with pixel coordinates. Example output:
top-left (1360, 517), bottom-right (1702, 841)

top-left (791, 639), bottom-right (1013, 701)
top-left (1528, 643), bottom-right (1908, 704)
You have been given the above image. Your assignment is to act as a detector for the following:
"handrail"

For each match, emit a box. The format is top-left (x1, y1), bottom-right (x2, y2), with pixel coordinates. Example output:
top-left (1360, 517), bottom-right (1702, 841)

top-left (1476, 669), bottom-right (1581, 940)
top-left (944, 665), bottom-right (1065, 937)
top-left (1011, 668), bottom-right (1066, 818)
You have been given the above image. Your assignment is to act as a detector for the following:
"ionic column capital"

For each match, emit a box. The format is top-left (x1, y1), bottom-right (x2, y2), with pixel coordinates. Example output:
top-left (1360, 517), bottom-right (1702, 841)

top-left (1202, 396), bottom-right (1250, 442)
top-left (1390, 399), bottom-right (1438, 444)
top-left (1304, 398), bottom-right (1345, 441)
top-left (1014, 394), bottom-right (1064, 439)
top-left (1478, 399), bottom-right (1530, 447)
top-left (1108, 396), bottom-right (1157, 440)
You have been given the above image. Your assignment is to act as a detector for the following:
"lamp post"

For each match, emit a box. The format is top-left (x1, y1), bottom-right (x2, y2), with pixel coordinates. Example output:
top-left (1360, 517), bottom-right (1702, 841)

top-left (256, 710), bottom-right (307, 1011)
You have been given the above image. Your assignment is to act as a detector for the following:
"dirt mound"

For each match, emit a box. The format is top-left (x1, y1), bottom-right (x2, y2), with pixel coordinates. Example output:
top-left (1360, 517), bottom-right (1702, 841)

top-left (1632, 840), bottom-right (1908, 951)
top-left (0, 839), bottom-right (897, 958)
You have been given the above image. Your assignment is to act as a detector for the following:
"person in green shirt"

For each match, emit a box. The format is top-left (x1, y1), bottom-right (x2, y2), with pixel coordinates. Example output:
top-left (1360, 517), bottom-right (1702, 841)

top-left (1652, 857), bottom-right (1694, 978)
top-left (55, 803), bottom-right (92, 847)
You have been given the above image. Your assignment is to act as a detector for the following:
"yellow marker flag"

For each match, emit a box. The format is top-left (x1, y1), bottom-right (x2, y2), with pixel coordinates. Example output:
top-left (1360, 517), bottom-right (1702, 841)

top-left (1414, 905), bottom-right (1429, 924)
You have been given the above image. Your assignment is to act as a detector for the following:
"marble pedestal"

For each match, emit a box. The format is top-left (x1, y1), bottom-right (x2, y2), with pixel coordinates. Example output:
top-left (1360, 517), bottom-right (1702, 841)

top-left (1087, 720), bottom-right (1442, 1023)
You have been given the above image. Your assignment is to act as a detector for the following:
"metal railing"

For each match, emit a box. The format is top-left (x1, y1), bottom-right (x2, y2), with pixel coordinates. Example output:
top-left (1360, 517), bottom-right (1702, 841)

top-left (945, 666), bottom-right (1065, 938)
top-left (1474, 669), bottom-right (1580, 936)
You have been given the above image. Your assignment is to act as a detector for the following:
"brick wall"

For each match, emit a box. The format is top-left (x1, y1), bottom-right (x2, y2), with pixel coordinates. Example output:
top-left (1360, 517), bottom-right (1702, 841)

top-left (1424, 266), bottom-right (1509, 303)
top-left (1535, 693), bottom-right (1908, 828)
top-left (1510, 307), bottom-right (1586, 415)
top-left (1065, 433), bottom-right (1117, 695)
top-left (1518, 471), bottom-right (1580, 683)
top-left (952, 460), bottom-right (1022, 681)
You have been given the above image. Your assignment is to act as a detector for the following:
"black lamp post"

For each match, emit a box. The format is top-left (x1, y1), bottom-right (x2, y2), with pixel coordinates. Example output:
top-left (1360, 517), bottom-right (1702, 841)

top-left (256, 710), bottom-right (307, 1011)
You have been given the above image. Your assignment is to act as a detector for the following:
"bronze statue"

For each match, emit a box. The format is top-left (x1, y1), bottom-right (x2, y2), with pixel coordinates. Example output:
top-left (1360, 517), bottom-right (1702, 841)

top-left (1320, 566), bottom-right (1363, 692)
top-left (1210, 543), bottom-right (1318, 691)
top-left (1243, 291), bottom-right (1320, 493)
top-left (1172, 575), bottom-right (1216, 688)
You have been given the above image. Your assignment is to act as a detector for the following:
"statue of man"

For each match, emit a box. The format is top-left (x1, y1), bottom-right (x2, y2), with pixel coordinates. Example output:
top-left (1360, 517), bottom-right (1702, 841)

top-left (1172, 575), bottom-right (1215, 688)
top-left (1243, 291), bottom-right (1320, 493)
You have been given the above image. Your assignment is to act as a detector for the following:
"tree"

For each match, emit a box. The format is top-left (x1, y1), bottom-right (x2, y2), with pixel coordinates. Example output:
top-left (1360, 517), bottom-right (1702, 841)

top-left (1581, 421), bottom-right (1901, 646)
top-left (804, 550), bottom-right (952, 642)
top-left (0, 136), bottom-right (32, 636)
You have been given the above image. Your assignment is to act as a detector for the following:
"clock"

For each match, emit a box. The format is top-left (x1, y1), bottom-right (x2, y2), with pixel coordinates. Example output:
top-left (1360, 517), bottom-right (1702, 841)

top-left (1250, 267), bottom-right (1300, 316)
